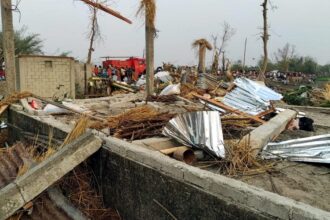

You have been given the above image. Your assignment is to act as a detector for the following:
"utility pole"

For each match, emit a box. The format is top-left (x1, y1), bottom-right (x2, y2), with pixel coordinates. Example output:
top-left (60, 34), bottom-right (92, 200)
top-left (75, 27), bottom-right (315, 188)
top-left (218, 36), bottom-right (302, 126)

top-left (1, 0), bottom-right (16, 94)
top-left (242, 38), bottom-right (247, 73)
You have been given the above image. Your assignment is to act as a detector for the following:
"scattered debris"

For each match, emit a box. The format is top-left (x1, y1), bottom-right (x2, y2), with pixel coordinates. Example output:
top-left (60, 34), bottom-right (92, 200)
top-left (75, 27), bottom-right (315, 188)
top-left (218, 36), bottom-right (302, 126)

top-left (223, 78), bottom-right (282, 115)
top-left (262, 134), bottom-right (330, 164)
top-left (146, 95), bottom-right (177, 103)
top-left (91, 106), bottom-right (176, 140)
top-left (159, 84), bottom-right (181, 96)
top-left (59, 164), bottom-right (121, 220)
top-left (155, 71), bottom-right (173, 83)
top-left (163, 111), bottom-right (225, 158)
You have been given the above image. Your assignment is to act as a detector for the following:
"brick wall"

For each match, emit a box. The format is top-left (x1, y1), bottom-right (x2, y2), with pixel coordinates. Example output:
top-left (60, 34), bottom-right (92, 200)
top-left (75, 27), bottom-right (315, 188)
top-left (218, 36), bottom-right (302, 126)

top-left (17, 55), bottom-right (75, 98)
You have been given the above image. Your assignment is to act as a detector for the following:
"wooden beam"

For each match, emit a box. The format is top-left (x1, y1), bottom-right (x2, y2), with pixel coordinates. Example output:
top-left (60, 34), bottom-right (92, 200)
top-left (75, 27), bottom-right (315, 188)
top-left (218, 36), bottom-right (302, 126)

top-left (193, 94), bottom-right (266, 124)
top-left (80, 0), bottom-right (132, 24)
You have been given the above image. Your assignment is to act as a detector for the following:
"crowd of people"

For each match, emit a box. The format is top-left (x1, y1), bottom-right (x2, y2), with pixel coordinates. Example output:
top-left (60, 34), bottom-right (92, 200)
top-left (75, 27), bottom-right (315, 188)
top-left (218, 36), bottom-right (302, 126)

top-left (231, 70), bottom-right (316, 84)
top-left (92, 65), bottom-right (137, 83)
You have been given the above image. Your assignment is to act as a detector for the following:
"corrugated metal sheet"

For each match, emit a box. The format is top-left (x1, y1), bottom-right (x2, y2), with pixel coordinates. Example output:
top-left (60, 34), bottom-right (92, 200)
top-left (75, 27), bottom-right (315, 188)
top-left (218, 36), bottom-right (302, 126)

top-left (163, 111), bottom-right (225, 158)
top-left (0, 143), bottom-right (30, 189)
top-left (262, 134), bottom-right (330, 164)
top-left (223, 77), bottom-right (282, 115)
top-left (0, 144), bottom-right (85, 220)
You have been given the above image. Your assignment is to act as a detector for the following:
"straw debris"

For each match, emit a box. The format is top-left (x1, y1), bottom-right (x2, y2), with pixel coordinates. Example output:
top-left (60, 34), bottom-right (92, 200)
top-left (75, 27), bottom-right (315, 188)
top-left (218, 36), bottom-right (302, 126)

top-left (0, 91), bottom-right (32, 107)
top-left (90, 106), bottom-right (175, 140)
top-left (62, 116), bottom-right (89, 146)
top-left (59, 164), bottom-right (121, 220)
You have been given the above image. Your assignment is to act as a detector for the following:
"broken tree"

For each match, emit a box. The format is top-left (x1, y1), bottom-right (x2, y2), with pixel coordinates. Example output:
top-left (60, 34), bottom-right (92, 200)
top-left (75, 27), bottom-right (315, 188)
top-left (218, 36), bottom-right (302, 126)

top-left (1, 0), bottom-right (16, 94)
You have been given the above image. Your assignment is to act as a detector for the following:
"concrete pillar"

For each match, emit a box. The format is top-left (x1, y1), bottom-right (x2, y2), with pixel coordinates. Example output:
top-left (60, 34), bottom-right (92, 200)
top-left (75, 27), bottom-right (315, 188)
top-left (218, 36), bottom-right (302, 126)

top-left (1, 0), bottom-right (17, 94)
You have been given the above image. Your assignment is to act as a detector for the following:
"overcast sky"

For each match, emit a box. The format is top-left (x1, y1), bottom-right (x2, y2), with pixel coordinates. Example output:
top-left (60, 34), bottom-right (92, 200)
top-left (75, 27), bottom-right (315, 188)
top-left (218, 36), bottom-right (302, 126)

top-left (2, 0), bottom-right (330, 66)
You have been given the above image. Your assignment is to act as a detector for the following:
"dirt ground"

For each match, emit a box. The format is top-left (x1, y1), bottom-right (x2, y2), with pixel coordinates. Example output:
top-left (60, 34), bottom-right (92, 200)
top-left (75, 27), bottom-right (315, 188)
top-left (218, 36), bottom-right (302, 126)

top-left (239, 126), bottom-right (330, 212)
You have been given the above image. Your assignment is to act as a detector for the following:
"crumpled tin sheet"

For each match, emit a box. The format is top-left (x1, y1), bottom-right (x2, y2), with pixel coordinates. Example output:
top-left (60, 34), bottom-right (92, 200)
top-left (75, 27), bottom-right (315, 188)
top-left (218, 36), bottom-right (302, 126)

top-left (261, 134), bottom-right (330, 164)
top-left (163, 111), bottom-right (225, 158)
top-left (223, 77), bottom-right (282, 115)
top-left (234, 78), bottom-right (283, 101)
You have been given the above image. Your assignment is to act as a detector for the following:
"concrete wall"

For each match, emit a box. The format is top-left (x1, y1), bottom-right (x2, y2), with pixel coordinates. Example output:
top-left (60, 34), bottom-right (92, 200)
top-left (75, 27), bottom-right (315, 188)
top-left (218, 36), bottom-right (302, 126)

top-left (74, 62), bottom-right (92, 97)
top-left (91, 149), bottom-right (271, 220)
top-left (94, 136), bottom-right (330, 220)
top-left (0, 81), bottom-right (6, 95)
top-left (17, 55), bottom-right (76, 98)
top-left (8, 109), bottom-right (330, 220)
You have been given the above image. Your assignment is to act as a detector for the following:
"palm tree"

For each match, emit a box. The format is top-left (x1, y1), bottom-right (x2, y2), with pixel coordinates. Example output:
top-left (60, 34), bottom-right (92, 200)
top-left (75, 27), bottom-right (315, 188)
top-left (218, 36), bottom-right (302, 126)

top-left (137, 0), bottom-right (156, 96)
top-left (192, 39), bottom-right (212, 73)
top-left (0, 27), bottom-right (43, 70)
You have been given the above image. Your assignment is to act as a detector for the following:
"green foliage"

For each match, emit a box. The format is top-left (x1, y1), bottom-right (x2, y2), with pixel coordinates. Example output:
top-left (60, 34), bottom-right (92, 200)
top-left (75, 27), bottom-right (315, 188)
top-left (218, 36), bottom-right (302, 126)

top-left (315, 76), bottom-right (330, 82)
top-left (289, 56), bottom-right (318, 74)
top-left (0, 27), bottom-right (43, 68)
top-left (283, 86), bottom-right (312, 105)
top-left (249, 55), bottom-right (329, 75)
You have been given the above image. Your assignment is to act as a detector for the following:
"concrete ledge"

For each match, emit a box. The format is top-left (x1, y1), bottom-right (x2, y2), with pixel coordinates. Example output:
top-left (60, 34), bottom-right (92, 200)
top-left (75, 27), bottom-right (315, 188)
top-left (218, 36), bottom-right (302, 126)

top-left (0, 133), bottom-right (102, 220)
top-left (277, 104), bottom-right (330, 113)
top-left (100, 134), bottom-right (330, 220)
top-left (245, 109), bottom-right (297, 156)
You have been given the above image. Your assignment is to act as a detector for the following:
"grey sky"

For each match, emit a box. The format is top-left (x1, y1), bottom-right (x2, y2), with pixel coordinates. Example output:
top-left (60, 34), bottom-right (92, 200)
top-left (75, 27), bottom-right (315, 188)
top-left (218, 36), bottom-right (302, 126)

top-left (2, 0), bottom-right (330, 66)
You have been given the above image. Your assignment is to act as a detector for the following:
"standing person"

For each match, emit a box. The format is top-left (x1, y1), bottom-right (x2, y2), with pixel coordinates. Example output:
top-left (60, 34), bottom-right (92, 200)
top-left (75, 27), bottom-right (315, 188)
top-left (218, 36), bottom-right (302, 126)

top-left (107, 66), bottom-right (112, 78)
top-left (120, 67), bottom-right (126, 80)
top-left (98, 66), bottom-right (103, 76)
top-left (93, 65), bottom-right (99, 76)
top-left (126, 68), bottom-right (133, 83)
top-left (116, 68), bottom-right (122, 81)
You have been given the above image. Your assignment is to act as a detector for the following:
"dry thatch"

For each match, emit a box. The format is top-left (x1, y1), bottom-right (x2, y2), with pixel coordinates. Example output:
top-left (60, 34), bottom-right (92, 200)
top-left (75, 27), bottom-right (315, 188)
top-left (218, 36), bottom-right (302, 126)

top-left (323, 83), bottom-right (330, 101)
top-left (59, 164), bottom-right (121, 220)
top-left (222, 137), bottom-right (274, 177)
top-left (137, 0), bottom-right (156, 28)
top-left (62, 116), bottom-right (89, 146)
top-left (90, 106), bottom-right (175, 140)
top-left (180, 84), bottom-right (205, 100)
top-left (0, 91), bottom-right (32, 107)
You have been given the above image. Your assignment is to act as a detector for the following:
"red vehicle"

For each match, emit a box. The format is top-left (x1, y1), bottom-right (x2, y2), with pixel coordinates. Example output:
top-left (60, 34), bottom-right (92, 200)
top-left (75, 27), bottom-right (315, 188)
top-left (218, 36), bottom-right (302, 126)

top-left (102, 56), bottom-right (146, 81)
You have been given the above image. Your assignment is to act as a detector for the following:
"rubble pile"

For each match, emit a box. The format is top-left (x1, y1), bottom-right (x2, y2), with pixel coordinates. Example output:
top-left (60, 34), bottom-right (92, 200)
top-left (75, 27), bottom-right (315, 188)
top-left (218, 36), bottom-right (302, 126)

top-left (0, 71), bottom-right (329, 218)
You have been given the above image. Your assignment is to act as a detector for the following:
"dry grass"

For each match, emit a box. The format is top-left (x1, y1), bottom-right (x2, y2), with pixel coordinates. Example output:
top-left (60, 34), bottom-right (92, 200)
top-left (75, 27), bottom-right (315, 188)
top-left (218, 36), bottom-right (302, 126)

top-left (59, 165), bottom-right (121, 220)
top-left (180, 84), bottom-right (205, 100)
top-left (196, 137), bottom-right (274, 177)
top-left (137, 0), bottom-right (156, 28)
top-left (91, 106), bottom-right (159, 130)
top-left (323, 84), bottom-right (330, 101)
top-left (222, 138), bottom-right (274, 177)
top-left (90, 106), bottom-right (175, 140)
top-left (62, 116), bottom-right (89, 146)
top-left (17, 164), bottom-right (30, 177)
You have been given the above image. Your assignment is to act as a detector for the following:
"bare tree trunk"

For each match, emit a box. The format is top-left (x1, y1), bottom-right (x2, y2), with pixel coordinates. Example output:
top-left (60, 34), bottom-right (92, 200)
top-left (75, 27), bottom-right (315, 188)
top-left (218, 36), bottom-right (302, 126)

top-left (87, 7), bottom-right (97, 64)
top-left (145, 16), bottom-right (154, 96)
top-left (1, 0), bottom-right (16, 94)
top-left (258, 0), bottom-right (268, 81)
top-left (198, 48), bottom-right (206, 73)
